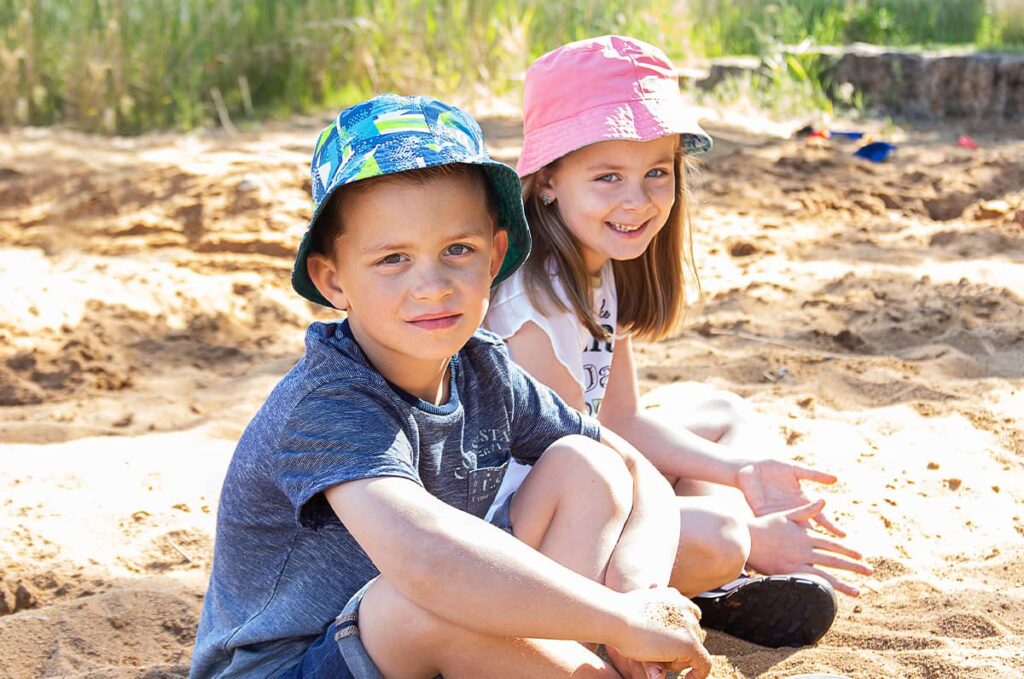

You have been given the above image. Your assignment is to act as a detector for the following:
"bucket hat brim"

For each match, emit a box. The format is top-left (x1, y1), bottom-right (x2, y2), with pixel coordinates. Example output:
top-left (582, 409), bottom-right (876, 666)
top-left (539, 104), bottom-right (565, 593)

top-left (291, 160), bottom-right (529, 308)
top-left (291, 95), bottom-right (531, 309)
top-left (516, 97), bottom-right (712, 178)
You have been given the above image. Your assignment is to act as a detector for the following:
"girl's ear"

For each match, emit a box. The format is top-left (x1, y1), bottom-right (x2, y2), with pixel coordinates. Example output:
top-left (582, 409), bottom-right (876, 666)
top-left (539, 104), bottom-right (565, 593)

top-left (306, 253), bottom-right (351, 311)
top-left (534, 167), bottom-right (558, 205)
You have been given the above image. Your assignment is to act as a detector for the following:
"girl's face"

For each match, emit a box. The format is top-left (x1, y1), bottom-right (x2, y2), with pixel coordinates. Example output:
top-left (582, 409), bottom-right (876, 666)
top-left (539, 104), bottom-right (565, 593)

top-left (538, 136), bottom-right (679, 274)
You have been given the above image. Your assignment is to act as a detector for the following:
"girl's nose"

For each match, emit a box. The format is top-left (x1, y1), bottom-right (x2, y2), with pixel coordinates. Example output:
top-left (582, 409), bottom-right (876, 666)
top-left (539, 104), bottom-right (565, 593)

top-left (621, 182), bottom-right (651, 212)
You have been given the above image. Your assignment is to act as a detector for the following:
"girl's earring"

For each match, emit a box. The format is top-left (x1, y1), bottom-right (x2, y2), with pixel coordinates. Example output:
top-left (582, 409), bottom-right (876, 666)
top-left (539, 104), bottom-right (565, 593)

top-left (540, 194), bottom-right (555, 206)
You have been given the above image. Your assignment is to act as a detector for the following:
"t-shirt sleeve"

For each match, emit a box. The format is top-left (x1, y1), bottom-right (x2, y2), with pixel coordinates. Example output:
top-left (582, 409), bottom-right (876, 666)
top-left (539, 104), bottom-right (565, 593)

top-left (272, 381), bottom-right (420, 525)
top-left (506, 355), bottom-right (601, 463)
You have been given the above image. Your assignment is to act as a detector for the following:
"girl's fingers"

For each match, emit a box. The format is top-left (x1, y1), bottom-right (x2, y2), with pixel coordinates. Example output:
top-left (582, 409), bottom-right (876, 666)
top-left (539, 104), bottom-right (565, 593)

top-left (811, 511), bottom-right (846, 538)
top-left (785, 498), bottom-right (825, 523)
top-left (645, 663), bottom-right (665, 679)
top-left (810, 552), bottom-right (875, 576)
top-left (798, 566), bottom-right (860, 598)
top-left (795, 465), bottom-right (837, 485)
top-left (810, 535), bottom-right (864, 561)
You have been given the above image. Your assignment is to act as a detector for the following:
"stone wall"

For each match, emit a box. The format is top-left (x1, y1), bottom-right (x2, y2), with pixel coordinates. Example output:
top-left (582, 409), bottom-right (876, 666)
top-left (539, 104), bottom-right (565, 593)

top-left (830, 45), bottom-right (1024, 120)
top-left (696, 45), bottom-right (1024, 121)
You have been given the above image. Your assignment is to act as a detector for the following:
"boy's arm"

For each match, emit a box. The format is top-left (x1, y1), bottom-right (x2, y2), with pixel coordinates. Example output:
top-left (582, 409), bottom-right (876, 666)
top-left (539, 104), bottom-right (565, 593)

top-left (599, 426), bottom-right (681, 593)
top-left (327, 476), bottom-right (622, 640)
top-left (324, 476), bottom-right (709, 674)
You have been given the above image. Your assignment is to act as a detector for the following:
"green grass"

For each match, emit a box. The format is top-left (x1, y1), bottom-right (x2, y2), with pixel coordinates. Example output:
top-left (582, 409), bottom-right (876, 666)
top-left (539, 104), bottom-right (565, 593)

top-left (0, 0), bottom-right (678, 134)
top-left (688, 0), bottom-right (1024, 57)
top-left (698, 51), bottom-right (842, 120)
top-left (1, 0), bottom-right (1022, 134)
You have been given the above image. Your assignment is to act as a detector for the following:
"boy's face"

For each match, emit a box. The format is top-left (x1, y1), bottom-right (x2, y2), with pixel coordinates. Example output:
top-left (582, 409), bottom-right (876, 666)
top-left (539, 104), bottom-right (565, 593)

top-left (308, 173), bottom-right (508, 386)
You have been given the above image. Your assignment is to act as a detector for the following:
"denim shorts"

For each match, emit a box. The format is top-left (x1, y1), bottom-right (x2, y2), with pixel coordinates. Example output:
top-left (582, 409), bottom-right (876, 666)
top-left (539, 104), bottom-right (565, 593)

top-left (489, 491), bottom-right (515, 534)
top-left (279, 578), bottom-right (382, 679)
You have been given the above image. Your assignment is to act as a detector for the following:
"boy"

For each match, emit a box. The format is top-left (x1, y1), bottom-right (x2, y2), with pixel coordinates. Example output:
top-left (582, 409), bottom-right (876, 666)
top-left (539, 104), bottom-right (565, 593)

top-left (190, 95), bottom-right (711, 679)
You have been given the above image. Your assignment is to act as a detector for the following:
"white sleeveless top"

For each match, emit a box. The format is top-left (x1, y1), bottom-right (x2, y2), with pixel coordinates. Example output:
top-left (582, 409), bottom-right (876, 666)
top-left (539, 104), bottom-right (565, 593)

top-left (485, 261), bottom-right (617, 417)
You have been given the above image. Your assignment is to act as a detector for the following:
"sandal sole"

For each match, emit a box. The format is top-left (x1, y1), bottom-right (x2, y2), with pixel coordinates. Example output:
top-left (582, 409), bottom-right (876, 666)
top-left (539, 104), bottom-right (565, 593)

top-left (694, 574), bottom-right (838, 648)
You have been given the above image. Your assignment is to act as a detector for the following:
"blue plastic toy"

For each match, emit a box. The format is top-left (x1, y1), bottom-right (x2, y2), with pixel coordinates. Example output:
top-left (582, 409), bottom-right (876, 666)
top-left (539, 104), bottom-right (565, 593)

top-left (853, 141), bottom-right (896, 163)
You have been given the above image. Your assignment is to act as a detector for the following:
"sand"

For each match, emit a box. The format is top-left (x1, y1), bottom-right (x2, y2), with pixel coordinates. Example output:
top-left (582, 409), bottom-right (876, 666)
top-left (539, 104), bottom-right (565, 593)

top-left (1, 111), bottom-right (1022, 678)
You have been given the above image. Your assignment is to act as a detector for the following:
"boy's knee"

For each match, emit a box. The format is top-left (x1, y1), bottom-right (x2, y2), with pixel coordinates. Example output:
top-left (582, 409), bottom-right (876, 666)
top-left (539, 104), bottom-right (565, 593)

top-left (359, 578), bottom-right (449, 675)
top-left (542, 436), bottom-right (632, 513)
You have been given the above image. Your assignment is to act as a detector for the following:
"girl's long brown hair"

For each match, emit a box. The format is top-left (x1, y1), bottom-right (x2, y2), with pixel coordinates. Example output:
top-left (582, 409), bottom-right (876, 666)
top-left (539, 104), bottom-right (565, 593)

top-left (515, 149), bottom-right (701, 342)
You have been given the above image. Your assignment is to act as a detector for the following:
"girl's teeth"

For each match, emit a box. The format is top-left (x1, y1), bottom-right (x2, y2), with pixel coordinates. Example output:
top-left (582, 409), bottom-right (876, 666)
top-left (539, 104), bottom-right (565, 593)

top-left (609, 221), bottom-right (642, 233)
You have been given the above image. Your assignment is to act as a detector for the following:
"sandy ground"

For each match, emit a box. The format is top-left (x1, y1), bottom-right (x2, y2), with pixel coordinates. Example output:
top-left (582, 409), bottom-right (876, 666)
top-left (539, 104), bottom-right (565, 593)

top-left (0, 108), bottom-right (1022, 678)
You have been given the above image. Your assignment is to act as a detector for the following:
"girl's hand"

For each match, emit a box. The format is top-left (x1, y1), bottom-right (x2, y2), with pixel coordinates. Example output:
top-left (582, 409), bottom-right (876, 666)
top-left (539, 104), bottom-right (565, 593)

top-left (735, 459), bottom-right (844, 536)
top-left (747, 499), bottom-right (873, 597)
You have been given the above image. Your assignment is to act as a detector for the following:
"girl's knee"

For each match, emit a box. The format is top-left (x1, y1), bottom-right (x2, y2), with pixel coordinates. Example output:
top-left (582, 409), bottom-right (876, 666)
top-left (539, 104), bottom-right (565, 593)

top-left (715, 511), bottom-right (752, 571)
top-left (679, 508), bottom-right (750, 583)
top-left (704, 390), bottom-right (756, 424)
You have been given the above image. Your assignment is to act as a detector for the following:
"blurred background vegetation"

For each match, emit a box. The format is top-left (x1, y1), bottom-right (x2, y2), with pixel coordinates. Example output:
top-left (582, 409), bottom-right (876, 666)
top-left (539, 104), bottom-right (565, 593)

top-left (2, 0), bottom-right (1022, 134)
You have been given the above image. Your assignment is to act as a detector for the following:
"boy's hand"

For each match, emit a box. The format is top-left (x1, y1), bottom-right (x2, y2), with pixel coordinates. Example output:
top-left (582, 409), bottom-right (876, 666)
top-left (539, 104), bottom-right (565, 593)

top-left (736, 459), bottom-right (844, 536)
top-left (748, 500), bottom-right (873, 597)
top-left (605, 645), bottom-right (667, 679)
top-left (611, 588), bottom-right (711, 678)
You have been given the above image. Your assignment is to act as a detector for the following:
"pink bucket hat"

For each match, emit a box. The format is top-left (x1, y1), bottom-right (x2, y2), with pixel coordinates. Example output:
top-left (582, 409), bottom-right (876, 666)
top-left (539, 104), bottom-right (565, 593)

top-left (517, 35), bottom-right (712, 178)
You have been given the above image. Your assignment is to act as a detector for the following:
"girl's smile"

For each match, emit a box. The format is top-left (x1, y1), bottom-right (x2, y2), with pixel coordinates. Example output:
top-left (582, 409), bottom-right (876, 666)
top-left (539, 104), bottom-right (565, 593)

top-left (606, 218), bottom-right (651, 235)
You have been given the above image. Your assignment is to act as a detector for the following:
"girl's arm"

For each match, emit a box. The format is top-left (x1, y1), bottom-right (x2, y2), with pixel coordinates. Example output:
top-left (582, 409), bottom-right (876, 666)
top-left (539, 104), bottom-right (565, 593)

top-left (505, 321), bottom-right (586, 411)
top-left (506, 325), bottom-right (738, 483)
top-left (598, 334), bottom-right (753, 485)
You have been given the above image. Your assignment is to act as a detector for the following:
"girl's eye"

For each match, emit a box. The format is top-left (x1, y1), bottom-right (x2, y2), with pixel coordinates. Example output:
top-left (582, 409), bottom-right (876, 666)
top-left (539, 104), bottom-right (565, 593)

top-left (596, 173), bottom-right (620, 183)
top-left (445, 243), bottom-right (474, 257)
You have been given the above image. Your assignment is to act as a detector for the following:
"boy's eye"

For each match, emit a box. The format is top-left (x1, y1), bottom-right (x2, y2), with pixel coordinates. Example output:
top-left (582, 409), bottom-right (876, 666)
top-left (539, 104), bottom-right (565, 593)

top-left (647, 168), bottom-right (670, 179)
top-left (445, 243), bottom-right (474, 257)
top-left (378, 253), bottom-right (406, 266)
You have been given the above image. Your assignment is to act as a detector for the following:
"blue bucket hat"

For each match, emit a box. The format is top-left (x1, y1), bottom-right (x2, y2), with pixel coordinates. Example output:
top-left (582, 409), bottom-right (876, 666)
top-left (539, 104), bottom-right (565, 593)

top-left (292, 94), bottom-right (531, 308)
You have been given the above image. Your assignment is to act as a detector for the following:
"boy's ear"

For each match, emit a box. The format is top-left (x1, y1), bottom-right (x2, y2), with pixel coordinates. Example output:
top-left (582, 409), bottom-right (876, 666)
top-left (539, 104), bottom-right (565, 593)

top-left (489, 228), bottom-right (509, 281)
top-left (307, 253), bottom-right (350, 311)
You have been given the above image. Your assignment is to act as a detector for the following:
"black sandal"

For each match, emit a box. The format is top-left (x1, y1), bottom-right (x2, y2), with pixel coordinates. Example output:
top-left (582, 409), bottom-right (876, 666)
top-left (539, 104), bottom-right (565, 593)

top-left (693, 573), bottom-right (838, 648)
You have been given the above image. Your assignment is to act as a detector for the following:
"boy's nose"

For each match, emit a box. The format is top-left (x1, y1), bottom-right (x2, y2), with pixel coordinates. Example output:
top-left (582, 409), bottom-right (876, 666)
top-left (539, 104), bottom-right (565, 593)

top-left (411, 266), bottom-right (455, 300)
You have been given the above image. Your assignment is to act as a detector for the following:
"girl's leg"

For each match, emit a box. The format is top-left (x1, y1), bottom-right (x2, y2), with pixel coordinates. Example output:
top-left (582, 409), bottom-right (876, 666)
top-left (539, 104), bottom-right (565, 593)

top-left (642, 381), bottom-right (765, 449)
top-left (670, 496), bottom-right (750, 596)
top-left (641, 384), bottom-right (839, 648)
top-left (643, 383), bottom-right (760, 593)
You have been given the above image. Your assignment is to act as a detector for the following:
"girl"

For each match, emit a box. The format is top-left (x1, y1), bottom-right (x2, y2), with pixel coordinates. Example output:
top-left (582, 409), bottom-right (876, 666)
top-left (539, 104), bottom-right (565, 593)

top-left (485, 35), bottom-right (872, 648)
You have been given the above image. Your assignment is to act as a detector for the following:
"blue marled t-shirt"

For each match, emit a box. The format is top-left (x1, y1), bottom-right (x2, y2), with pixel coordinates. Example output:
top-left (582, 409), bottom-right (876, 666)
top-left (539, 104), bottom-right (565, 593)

top-left (190, 320), bottom-right (600, 678)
